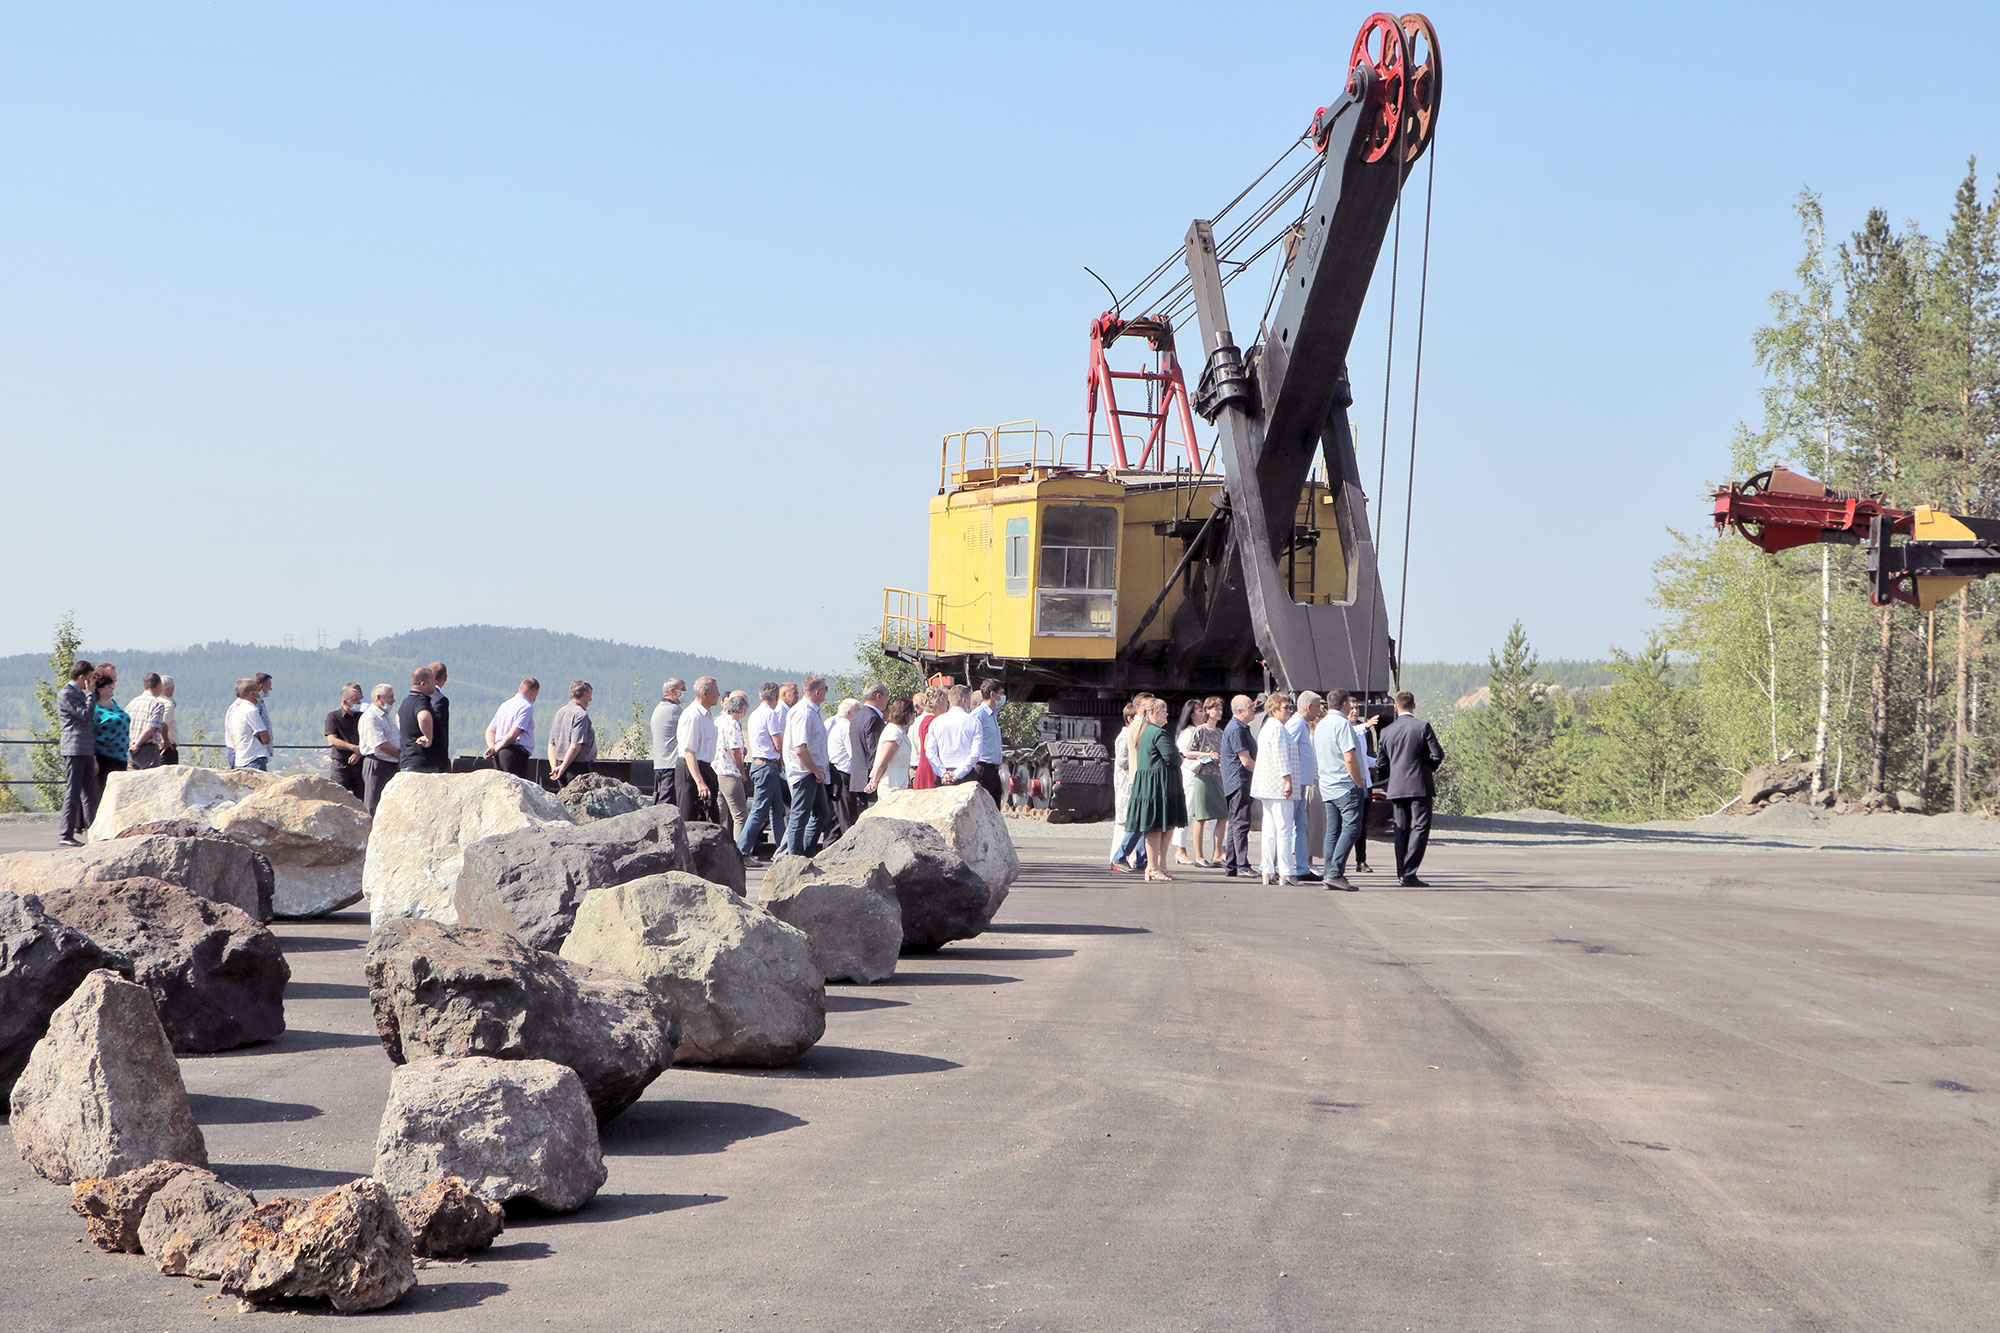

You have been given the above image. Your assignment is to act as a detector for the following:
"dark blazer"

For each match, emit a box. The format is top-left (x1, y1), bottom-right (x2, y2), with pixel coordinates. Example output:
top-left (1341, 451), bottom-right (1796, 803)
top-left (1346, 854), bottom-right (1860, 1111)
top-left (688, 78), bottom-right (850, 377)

top-left (849, 704), bottom-right (886, 782)
top-left (1379, 713), bottom-right (1445, 799)
top-left (430, 691), bottom-right (451, 765)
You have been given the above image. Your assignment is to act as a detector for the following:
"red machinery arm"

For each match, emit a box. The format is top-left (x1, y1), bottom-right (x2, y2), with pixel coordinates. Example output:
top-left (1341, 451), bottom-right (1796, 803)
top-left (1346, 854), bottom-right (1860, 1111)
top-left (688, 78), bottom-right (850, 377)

top-left (1711, 466), bottom-right (1910, 553)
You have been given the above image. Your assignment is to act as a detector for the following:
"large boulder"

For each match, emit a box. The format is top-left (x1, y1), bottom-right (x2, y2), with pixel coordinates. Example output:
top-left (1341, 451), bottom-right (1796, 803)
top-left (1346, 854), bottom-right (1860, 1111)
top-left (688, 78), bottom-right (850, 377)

top-left (1742, 760), bottom-right (1816, 808)
top-left (685, 821), bottom-right (747, 895)
top-left (120, 820), bottom-right (278, 921)
top-left (860, 784), bottom-right (1017, 923)
top-left (452, 804), bottom-right (690, 951)
top-left (395, 1177), bottom-right (505, 1258)
top-left (42, 878), bottom-right (289, 1053)
top-left (139, 1170), bottom-right (258, 1278)
top-left (220, 1178), bottom-right (418, 1313)
top-left (561, 873), bottom-right (825, 1066)
top-left (557, 773), bottom-right (645, 822)
top-left (756, 860), bottom-right (902, 984)
top-left (87, 766), bottom-right (245, 841)
top-left (374, 1056), bottom-right (607, 1214)
top-left (1, 830), bottom-right (270, 922)
top-left (9, 970), bottom-right (207, 1184)
top-left (73, 1159), bottom-right (209, 1253)
top-left (210, 774), bottom-right (371, 918)
top-left (365, 772), bottom-right (574, 930)
top-left (817, 818), bottom-right (993, 953)
top-left (366, 917), bottom-right (678, 1120)
top-left (0, 891), bottom-right (124, 1100)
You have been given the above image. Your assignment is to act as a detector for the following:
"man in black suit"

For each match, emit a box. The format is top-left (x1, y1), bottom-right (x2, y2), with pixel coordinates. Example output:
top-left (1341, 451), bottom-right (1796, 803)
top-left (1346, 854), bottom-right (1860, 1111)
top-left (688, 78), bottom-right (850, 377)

top-left (426, 661), bottom-right (452, 771)
top-left (1378, 689), bottom-right (1445, 887)
top-left (846, 682), bottom-right (889, 824)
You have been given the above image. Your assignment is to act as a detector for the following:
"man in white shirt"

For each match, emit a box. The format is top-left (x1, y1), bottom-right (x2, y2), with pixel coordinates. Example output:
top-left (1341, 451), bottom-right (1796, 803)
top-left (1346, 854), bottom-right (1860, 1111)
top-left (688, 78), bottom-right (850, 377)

top-left (714, 691), bottom-right (750, 844)
top-left (1313, 688), bottom-right (1368, 891)
top-left (923, 684), bottom-right (982, 786)
top-left (649, 678), bottom-right (687, 807)
top-left (158, 676), bottom-right (181, 765)
top-left (736, 682), bottom-right (788, 862)
top-left (970, 678), bottom-right (1008, 808)
top-left (826, 698), bottom-right (858, 834)
top-left (225, 678), bottom-right (272, 771)
top-left (1285, 692), bottom-right (1323, 881)
top-left (483, 678), bottom-right (539, 780)
top-left (358, 684), bottom-right (402, 814)
top-left (674, 676), bottom-right (721, 823)
top-left (781, 675), bottom-right (832, 857)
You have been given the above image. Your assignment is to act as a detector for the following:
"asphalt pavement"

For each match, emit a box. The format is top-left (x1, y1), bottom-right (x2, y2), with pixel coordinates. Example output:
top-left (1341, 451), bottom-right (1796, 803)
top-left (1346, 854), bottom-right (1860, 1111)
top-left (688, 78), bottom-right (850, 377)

top-left (3, 822), bottom-right (1998, 1330)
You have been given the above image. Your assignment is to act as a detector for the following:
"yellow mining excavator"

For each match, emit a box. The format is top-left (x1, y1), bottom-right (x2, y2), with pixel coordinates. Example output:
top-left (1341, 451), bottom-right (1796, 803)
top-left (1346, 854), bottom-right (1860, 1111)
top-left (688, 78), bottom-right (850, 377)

top-left (882, 12), bottom-right (1441, 815)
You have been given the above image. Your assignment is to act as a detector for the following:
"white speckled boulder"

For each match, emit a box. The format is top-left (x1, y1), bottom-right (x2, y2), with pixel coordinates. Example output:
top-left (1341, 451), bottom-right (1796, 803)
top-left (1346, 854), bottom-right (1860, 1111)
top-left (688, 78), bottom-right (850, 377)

top-left (365, 773), bottom-right (573, 930)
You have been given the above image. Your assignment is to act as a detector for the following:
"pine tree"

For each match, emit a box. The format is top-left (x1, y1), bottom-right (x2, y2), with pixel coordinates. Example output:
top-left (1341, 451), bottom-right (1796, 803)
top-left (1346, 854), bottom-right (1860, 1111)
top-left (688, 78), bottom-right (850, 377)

top-left (1454, 621), bottom-right (1556, 813)
top-left (1587, 638), bottom-right (1717, 821)
top-left (1913, 159), bottom-right (2000, 809)
top-left (0, 745), bottom-right (28, 814)
top-left (30, 612), bottom-right (83, 810)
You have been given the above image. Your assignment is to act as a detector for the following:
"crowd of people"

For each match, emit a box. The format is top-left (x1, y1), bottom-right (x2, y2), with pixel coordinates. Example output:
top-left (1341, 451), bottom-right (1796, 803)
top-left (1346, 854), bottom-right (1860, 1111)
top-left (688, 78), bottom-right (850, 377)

top-left (1107, 687), bottom-right (1445, 890)
top-left (51, 654), bottom-right (1443, 889)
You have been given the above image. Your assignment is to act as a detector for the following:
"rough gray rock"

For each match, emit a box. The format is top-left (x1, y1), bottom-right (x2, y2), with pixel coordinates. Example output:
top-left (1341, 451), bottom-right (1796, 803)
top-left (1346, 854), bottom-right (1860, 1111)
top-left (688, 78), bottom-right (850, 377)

top-left (858, 783), bottom-right (1018, 922)
top-left (452, 803), bottom-right (691, 951)
top-left (816, 818), bottom-right (993, 953)
top-left (374, 1056), bottom-right (607, 1214)
top-left (208, 774), bottom-right (372, 918)
top-left (394, 1177), bottom-right (505, 1258)
top-left (0, 891), bottom-right (124, 1100)
top-left (560, 872), bottom-right (825, 1066)
top-left (366, 917), bottom-right (678, 1120)
top-left (557, 773), bottom-right (645, 822)
top-left (365, 771), bottom-right (575, 930)
top-left (685, 821), bottom-right (748, 895)
top-left (0, 829), bottom-right (271, 922)
top-left (120, 819), bottom-right (278, 920)
top-left (219, 1178), bottom-right (417, 1313)
top-left (10, 970), bottom-right (207, 1184)
top-left (42, 878), bottom-right (289, 1053)
top-left (72, 1159), bottom-right (208, 1253)
top-left (757, 859), bottom-right (902, 984)
top-left (139, 1169), bottom-right (256, 1278)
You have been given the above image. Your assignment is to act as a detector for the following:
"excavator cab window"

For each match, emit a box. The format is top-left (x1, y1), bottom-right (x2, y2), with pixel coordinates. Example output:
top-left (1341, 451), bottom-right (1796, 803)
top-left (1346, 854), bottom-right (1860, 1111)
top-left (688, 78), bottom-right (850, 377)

top-left (1004, 517), bottom-right (1030, 597)
top-left (1037, 504), bottom-right (1118, 636)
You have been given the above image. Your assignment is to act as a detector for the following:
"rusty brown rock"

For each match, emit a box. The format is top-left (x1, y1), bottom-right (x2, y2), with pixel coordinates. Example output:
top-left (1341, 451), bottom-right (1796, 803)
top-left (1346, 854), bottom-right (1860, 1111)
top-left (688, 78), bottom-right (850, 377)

top-left (139, 1170), bottom-right (256, 1278)
top-left (219, 1178), bottom-right (417, 1313)
top-left (71, 1159), bottom-right (207, 1253)
top-left (394, 1177), bottom-right (505, 1258)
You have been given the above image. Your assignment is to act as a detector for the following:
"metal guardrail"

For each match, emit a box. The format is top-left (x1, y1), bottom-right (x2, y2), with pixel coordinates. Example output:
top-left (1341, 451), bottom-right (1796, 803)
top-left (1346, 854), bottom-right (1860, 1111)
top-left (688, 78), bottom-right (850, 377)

top-left (0, 738), bottom-right (334, 785)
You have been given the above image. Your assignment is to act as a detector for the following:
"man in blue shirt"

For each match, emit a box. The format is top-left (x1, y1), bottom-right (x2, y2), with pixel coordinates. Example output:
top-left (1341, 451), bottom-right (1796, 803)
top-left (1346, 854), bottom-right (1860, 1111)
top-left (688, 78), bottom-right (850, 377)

top-left (1218, 694), bottom-right (1257, 878)
top-left (1313, 689), bottom-right (1367, 891)
top-left (970, 679), bottom-right (1007, 809)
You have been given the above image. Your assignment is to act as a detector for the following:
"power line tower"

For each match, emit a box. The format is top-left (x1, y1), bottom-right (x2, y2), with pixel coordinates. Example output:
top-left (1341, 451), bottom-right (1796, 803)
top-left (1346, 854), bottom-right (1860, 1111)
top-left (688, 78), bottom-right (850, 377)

top-left (317, 630), bottom-right (327, 651)
top-left (281, 633), bottom-right (294, 650)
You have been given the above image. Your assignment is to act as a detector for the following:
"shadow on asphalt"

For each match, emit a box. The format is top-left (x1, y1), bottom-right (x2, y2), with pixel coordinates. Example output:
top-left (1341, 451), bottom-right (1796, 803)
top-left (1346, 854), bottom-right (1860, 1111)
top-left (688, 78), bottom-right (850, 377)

top-left (212, 1162), bottom-right (367, 1192)
top-left (883, 971), bottom-right (1018, 987)
top-left (515, 1192), bottom-right (724, 1225)
top-left (275, 934), bottom-right (364, 953)
top-left (738, 1044), bottom-right (961, 1080)
top-left (375, 1279), bottom-right (511, 1313)
top-left (930, 946), bottom-right (1073, 961)
top-left (600, 1099), bottom-right (807, 1156)
top-left (188, 1091), bottom-right (322, 1124)
top-left (481, 1239), bottom-right (553, 1262)
top-left (825, 993), bottom-right (909, 1012)
top-left (286, 980), bottom-right (370, 1000)
top-left (188, 1027), bottom-right (383, 1060)
top-left (987, 922), bottom-right (1151, 936)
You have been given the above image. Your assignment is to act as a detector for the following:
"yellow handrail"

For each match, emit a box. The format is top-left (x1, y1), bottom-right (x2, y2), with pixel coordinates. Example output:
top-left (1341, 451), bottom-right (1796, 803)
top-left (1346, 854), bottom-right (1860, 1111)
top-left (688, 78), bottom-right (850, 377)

top-left (937, 419), bottom-right (1102, 491)
top-left (881, 586), bottom-right (946, 655)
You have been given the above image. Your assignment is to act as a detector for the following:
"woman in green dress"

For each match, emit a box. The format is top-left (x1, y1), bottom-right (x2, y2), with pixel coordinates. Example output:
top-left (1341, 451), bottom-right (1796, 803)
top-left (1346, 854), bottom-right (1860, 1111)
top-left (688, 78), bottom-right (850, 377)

top-left (1125, 696), bottom-right (1188, 882)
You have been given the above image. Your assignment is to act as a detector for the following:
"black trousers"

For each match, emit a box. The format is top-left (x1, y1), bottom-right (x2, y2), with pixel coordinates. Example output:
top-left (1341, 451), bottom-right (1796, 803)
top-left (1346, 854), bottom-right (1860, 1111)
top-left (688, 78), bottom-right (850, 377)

top-left (364, 756), bottom-right (399, 816)
top-left (972, 761), bottom-right (1005, 810)
top-left (676, 758), bottom-right (719, 825)
top-left (493, 744), bottom-right (531, 779)
top-left (827, 769), bottom-right (851, 835)
top-left (161, 745), bottom-right (180, 766)
top-left (329, 760), bottom-right (366, 802)
top-left (61, 754), bottom-right (98, 840)
top-left (654, 759), bottom-right (677, 807)
top-left (1390, 797), bottom-right (1434, 879)
top-left (1224, 785), bottom-right (1254, 872)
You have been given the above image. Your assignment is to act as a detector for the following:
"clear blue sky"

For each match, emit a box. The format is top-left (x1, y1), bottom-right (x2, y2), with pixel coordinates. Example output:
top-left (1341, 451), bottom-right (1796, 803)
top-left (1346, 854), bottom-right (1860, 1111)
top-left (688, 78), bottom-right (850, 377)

top-left (5, 2), bottom-right (1996, 670)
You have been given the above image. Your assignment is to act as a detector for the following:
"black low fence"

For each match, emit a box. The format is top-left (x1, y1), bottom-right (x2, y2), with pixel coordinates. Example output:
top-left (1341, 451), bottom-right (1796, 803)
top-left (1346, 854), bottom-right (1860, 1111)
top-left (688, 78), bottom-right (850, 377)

top-left (0, 738), bottom-right (658, 798)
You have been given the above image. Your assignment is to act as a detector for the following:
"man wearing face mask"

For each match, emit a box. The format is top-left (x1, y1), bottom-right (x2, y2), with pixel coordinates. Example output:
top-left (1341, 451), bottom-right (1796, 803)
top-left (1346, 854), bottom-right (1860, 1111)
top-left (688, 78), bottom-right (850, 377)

top-left (970, 678), bottom-right (1007, 810)
top-left (324, 683), bottom-right (366, 801)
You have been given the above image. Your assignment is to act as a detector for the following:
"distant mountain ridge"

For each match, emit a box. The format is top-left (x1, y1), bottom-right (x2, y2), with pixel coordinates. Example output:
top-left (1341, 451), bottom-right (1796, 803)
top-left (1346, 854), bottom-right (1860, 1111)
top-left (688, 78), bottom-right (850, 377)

top-left (0, 625), bottom-right (810, 760)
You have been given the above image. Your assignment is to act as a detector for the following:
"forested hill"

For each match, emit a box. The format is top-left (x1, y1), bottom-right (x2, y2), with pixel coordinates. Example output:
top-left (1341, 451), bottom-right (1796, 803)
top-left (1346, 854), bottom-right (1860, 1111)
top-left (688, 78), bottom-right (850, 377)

top-left (0, 625), bottom-right (806, 753)
top-left (1399, 659), bottom-right (1618, 710)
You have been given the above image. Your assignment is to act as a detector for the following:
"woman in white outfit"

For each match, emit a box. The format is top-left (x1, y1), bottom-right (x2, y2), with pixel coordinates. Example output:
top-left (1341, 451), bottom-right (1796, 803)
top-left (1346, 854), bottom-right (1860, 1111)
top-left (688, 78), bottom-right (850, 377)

top-left (867, 697), bottom-right (916, 795)
top-left (1252, 691), bottom-right (1299, 884)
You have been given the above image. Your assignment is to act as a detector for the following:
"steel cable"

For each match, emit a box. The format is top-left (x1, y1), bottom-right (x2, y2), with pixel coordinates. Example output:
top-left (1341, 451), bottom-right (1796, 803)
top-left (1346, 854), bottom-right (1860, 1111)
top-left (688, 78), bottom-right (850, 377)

top-left (1396, 140), bottom-right (1437, 672)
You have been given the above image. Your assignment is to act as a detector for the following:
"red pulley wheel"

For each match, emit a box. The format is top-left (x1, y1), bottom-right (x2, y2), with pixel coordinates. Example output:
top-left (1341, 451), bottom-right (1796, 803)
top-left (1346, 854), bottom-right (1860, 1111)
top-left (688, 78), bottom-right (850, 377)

top-left (1347, 12), bottom-right (1408, 164)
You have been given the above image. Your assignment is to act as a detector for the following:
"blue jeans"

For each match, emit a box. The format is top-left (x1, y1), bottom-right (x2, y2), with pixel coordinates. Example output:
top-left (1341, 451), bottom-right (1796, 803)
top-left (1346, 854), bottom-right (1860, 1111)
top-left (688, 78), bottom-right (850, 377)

top-left (737, 759), bottom-right (784, 856)
top-left (784, 772), bottom-right (831, 857)
top-left (1322, 787), bottom-right (1363, 877)
top-left (1111, 825), bottom-right (1148, 870)
top-left (1292, 794), bottom-right (1315, 873)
